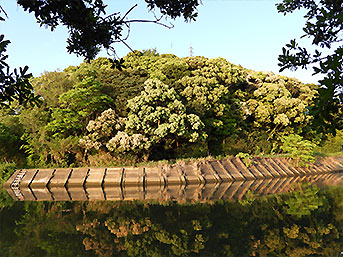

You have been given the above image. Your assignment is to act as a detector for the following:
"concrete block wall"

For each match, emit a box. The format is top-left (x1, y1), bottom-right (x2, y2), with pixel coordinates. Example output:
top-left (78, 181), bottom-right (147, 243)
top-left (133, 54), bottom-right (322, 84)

top-left (3, 156), bottom-right (343, 202)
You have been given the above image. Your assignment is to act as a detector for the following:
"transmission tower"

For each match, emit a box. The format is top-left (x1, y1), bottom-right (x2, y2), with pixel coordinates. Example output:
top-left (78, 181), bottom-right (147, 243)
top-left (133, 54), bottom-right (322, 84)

top-left (189, 44), bottom-right (193, 57)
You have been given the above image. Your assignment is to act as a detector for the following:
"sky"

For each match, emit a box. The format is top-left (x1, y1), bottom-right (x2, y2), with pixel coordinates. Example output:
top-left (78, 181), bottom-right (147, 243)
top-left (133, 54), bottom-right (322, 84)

top-left (0, 0), bottom-right (323, 84)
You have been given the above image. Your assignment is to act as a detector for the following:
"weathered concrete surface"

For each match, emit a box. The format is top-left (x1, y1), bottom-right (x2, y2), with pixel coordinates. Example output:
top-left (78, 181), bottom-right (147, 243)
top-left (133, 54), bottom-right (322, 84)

top-left (20, 187), bottom-right (36, 201)
top-left (198, 162), bottom-right (220, 183)
top-left (247, 163), bottom-right (265, 179)
top-left (30, 169), bottom-right (54, 188)
top-left (252, 161), bottom-right (273, 179)
top-left (230, 158), bottom-right (256, 180)
top-left (230, 158), bottom-right (255, 180)
top-left (144, 167), bottom-right (163, 186)
top-left (86, 187), bottom-right (105, 200)
top-left (122, 167), bottom-right (144, 186)
top-left (273, 159), bottom-right (296, 176)
top-left (68, 187), bottom-right (88, 201)
top-left (103, 168), bottom-right (123, 186)
top-left (163, 165), bottom-right (185, 185)
top-left (67, 168), bottom-right (88, 187)
top-left (268, 159), bottom-right (289, 177)
top-left (181, 163), bottom-right (203, 185)
top-left (49, 169), bottom-right (71, 187)
top-left (31, 187), bottom-right (53, 201)
top-left (3, 172), bottom-right (343, 202)
top-left (86, 168), bottom-right (105, 187)
top-left (257, 159), bottom-right (281, 178)
top-left (104, 186), bottom-right (122, 200)
top-left (19, 169), bottom-right (38, 187)
top-left (209, 160), bottom-right (233, 182)
top-left (50, 187), bottom-right (71, 201)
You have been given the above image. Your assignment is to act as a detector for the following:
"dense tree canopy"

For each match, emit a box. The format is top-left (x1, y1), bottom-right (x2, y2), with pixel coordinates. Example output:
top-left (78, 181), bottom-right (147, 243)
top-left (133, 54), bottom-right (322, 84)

top-left (1, 51), bottom-right (333, 167)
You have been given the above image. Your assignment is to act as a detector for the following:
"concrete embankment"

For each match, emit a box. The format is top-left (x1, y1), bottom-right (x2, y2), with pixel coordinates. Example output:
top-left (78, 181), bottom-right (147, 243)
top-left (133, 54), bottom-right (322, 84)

top-left (3, 156), bottom-right (343, 201)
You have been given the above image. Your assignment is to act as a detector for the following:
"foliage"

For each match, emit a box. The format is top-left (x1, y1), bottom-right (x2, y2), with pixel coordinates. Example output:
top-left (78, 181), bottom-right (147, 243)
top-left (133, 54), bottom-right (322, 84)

top-left (281, 134), bottom-right (316, 166)
top-left (81, 78), bottom-right (207, 161)
top-left (0, 123), bottom-right (22, 163)
top-left (315, 130), bottom-right (343, 154)
top-left (0, 162), bottom-right (16, 210)
top-left (284, 183), bottom-right (325, 218)
top-left (245, 74), bottom-right (316, 139)
top-left (276, 0), bottom-right (343, 134)
top-left (79, 108), bottom-right (120, 151)
top-left (238, 72), bottom-right (318, 155)
top-left (0, 161), bottom-right (16, 185)
top-left (145, 0), bottom-right (200, 21)
top-left (126, 79), bottom-right (207, 145)
top-left (0, 52), bottom-right (330, 165)
top-left (0, 33), bottom-right (40, 106)
top-left (0, 8), bottom-right (40, 106)
top-left (45, 76), bottom-right (113, 137)
top-left (235, 152), bottom-right (253, 167)
top-left (17, 0), bottom-right (200, 60)
top-left (0, 0), bottom-right (200, 105)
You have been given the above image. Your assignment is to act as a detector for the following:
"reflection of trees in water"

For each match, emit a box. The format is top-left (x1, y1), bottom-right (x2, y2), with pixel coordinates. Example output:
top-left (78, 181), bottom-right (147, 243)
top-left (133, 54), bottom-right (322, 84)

top-left (1, 184), bottom-right (343, 256)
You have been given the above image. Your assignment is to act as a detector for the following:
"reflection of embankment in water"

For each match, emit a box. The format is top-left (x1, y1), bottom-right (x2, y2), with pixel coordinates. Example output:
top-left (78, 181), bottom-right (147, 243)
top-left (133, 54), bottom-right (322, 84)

top-left (4, 173), bottom-right (343, 202)
top-left (4, 156), bottom-right (343, 201)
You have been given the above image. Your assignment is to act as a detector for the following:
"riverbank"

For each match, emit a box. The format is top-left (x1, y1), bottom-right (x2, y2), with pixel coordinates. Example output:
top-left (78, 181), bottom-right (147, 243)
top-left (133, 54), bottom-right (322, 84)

top-left (3, 156), bottom-right (343, 201)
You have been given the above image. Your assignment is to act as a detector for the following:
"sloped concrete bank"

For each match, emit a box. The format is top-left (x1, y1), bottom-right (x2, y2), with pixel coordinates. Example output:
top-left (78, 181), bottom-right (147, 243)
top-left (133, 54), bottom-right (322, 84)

top-left (3, 156), bottom-right (343, 201)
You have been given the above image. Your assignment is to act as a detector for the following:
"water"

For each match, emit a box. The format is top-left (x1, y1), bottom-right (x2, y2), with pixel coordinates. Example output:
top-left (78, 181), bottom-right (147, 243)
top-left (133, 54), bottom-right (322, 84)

top-left (1, 174), bottom-right (343, 257)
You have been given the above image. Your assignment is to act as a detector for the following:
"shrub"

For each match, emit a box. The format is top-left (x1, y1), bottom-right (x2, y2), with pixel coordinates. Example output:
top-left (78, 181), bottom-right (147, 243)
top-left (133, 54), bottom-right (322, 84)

top-left (0, 162), bottom-right (17, 185)
top-left (280, 134), bottom-right (316, 167)
top-left (316, 130), bottom-right (343, 154)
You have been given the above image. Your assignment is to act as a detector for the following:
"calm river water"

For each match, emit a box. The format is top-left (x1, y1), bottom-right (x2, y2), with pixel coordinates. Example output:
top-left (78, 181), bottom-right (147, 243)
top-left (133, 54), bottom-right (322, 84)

top-left (1, 174), bottom-right (343, 257)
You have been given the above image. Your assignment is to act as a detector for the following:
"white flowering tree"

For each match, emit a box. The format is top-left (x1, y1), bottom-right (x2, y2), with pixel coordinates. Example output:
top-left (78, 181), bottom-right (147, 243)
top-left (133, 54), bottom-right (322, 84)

top-left (125, 79), bottom-right (206, 155)
top-left (80, 107), bottom-right (149, 161)
top-left (79, 108), bottom-right (124, 151)
top-left (106, 132), bottom-right (151, 155)
top-left (80, 79), bottom-right (206, 160)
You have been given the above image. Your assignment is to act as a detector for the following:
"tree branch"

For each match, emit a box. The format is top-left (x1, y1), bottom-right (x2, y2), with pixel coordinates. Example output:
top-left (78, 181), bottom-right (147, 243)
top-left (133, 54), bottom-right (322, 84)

top-left (0, 5), bottom-right (9, 19)
top-left (120, 4), bottom-right (138, 22)
top-left (120, 39), bottom-right (134, 52)
top-left (125, 19), bottom-right (174, 29)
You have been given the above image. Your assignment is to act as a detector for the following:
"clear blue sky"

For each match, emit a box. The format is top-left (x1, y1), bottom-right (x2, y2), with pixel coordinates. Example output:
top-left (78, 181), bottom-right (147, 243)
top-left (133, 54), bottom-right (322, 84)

top-left (1, 0), bottom-right (321, 84)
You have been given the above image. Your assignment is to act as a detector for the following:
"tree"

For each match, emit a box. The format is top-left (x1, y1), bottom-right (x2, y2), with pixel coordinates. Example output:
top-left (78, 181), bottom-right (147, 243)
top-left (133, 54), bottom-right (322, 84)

top-left (0, 10), bottom-right (40, 106)
top-left (0, 0), bottom-right (200, 105)
top-left (276, 0), bottom-right (343, 133)
top-left (246, 80), bottom-right (315, 137)
top-left (125, 78), bottom-right (206, 142)
top-left (105, 78), bottom-right (207, 160)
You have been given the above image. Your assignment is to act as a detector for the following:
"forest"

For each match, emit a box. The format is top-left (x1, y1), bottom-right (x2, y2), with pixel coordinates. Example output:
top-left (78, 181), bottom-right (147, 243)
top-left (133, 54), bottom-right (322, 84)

top-left (1, 50), bottom-right (343, 172)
